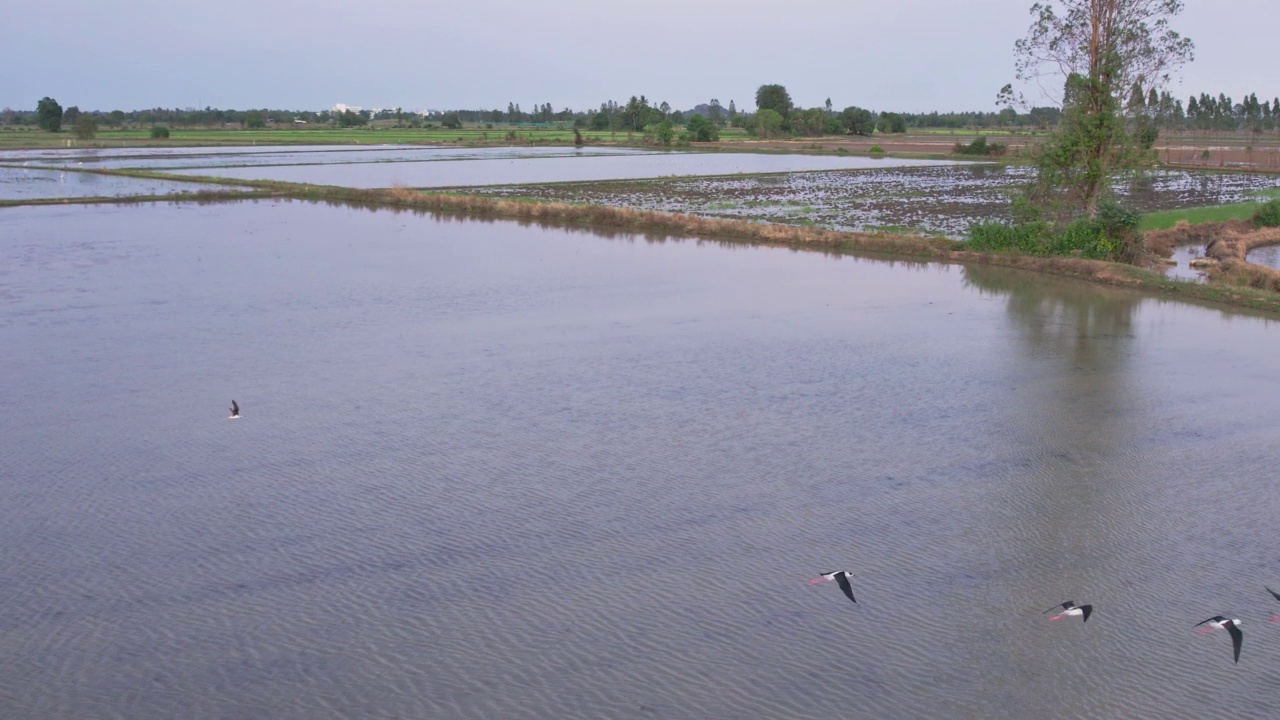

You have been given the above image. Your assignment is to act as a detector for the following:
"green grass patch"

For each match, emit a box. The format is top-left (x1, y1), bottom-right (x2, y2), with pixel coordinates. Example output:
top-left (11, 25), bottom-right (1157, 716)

top-left (1139, 202), bottom-right (1262, 231)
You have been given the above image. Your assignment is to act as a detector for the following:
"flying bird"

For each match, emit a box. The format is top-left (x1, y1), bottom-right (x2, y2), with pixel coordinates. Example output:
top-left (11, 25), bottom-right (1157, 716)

top-left (1044, 600), bottom-right (1093, 623)
top-left (229, 400), bottom-right (240, 419)
top-left (1194, 616), bottom-right (1243, 663)
top-left (809, 571), bottom-right (857, 604)
top-left (1266, 587), bottom-right (1280, 622)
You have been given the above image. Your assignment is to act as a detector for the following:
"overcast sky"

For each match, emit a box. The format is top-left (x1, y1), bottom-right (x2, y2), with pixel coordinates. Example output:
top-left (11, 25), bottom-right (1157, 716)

top-left (4, 0), bottom-right (1273, 113)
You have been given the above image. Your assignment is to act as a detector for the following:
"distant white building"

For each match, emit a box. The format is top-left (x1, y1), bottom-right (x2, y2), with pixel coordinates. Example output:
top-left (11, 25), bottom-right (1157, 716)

top-left (333, 103), bottom-right (364, 115)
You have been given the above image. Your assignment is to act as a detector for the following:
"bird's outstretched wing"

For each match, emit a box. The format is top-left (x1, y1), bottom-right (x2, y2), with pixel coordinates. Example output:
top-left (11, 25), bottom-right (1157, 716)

top-left (835, 573), bottom-right (857, 604)
top-left (1043, 601), bottom-right (1072, 614)
top-left (1079, 604), bottom-right (1093, 623)
top-left (1194, 615), bottom-right (1226, 627)
top-left (1266, 586), bottom-right (1280, 603)
top-left (1226, 622), bottom-right (1243, 663)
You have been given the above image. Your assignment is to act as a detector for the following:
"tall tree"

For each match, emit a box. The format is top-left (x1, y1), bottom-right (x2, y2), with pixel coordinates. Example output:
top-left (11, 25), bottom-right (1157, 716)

top-left (37, 97), bottom-right (62, 132)
top-left (1010, 0), bottom-right (1194, 216)
top-left (755, 84), bottom-right (793, 123)
top-left (840, 106), bottom-right (876, 136)
top-left (708, 99), bottom-right (723, 125)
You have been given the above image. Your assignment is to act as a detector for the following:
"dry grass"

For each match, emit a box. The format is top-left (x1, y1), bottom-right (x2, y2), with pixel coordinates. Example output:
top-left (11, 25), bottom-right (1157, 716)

top-left (1142, 220), bottom-right (1223, 258)
top-left (1145, 219), bottom-right (1280, 293)
top-left (339, 187), bottom-right (1181, 291)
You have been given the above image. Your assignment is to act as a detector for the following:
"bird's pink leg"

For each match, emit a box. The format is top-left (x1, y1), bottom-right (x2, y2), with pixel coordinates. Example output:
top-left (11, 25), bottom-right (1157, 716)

top-left (1048, 614), bottom-right (1064, 621)
top-left (808, 578), bottom-right (830, 584)
top-left (1270, 616), bottom-right (1279, 623)
top-left (1195, 627), bottom-right (1217, 634)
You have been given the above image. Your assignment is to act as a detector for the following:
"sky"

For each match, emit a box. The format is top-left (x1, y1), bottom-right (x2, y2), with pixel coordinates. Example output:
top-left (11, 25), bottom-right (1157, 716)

top-left (3, 0), bottom-right (1274, 113)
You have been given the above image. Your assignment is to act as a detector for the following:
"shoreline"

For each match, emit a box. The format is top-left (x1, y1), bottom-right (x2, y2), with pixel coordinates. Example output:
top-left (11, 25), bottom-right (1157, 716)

top-left (6, 174), bottom-right (1278, 316)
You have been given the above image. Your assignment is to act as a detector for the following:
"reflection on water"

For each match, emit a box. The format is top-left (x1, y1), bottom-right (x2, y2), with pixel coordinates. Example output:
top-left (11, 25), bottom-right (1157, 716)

top-left (163, 153), bottom-right (958, 189)
top-left (1, 202), bottom-right (1278, 720)
top-left (0, 166), bottom-right (244, 201)
top-left (13, 144), bottom-right (658, 171)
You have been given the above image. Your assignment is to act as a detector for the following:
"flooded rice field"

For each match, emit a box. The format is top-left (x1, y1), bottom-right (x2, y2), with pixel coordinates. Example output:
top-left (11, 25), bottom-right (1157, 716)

top-left (161, 152), bottom-right (956, 189)
top-left (1246, 244), bottom-right (1280, 270)
top-left (467, 165), bottom-right (1280, 237)
top-left (0, 165), bottom-right (244, 201)
top-left (5, 144), bottom-right (657, 171)
top-left (2, 200), bottom-right (1279, 720)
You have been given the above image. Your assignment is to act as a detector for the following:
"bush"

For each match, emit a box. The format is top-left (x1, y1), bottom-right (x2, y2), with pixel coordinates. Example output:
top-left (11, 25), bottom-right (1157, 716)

top-left (967, 201), bottom-right (1142, 261)
top-left (685, 114), bottom-right (719, 142)
top-left (647, 120), bottom-right (674, 146)
top-left (954, 136), bottom-right (1008, 156)
top-left (1253, 199), bottom-right (1280, 227)
top-left (968, 220), bottom-right (1051, 254)
top-left (73, 114), bottom-right (98, 140)
top-left (869, 144), bottom-right (885, 154)
top-left (150, 125), bottom-right (170, 139)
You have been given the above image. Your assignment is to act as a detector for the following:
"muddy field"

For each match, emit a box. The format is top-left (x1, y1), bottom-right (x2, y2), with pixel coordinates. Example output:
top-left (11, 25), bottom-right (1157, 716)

top-left (464, 165), bottom-right (1280, 237)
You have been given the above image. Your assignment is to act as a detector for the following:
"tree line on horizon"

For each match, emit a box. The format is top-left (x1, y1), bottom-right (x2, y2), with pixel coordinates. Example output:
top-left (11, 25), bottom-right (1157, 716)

top-left (9, 85), bottom-right (1280, 137)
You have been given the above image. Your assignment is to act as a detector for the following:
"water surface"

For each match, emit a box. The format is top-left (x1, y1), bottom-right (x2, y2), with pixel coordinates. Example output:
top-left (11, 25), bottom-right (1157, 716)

top-left (2, 202), bottom-right (1279, 720)
top-left (163, 154), bottom-right (959, 189)
top-left (11, 145), bottom-right (656, 171)
top-left (0, 166), bottom-right (243, 201)
top-left (1246, 243), bottom-right (1280, 270)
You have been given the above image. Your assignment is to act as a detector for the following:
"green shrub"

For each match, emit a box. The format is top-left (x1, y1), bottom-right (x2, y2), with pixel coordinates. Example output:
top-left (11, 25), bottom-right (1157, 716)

top-left (149, 125), bottom-right (170, 139)
top-left (953, 136), bottom-right (1008, 156)
top-left (1051, 218), bottom-right (1112, 258)
top-left (967, 220), bottom-right (1051, 254)
top-left (869, 144), bottom-right (884, 153)
top-left (685, 114), bottom-right (719, 142)
top-left (1253, 199), bottom-right (1280, 227)
top-left (74, 114), bottom-right (98, 140)
top-left (966, 202), bottom-right (1142, 262)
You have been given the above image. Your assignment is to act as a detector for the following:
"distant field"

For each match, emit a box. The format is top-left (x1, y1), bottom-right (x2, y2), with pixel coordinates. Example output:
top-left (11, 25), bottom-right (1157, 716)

top-left (4, 124), bottom-right (1280, 174)
top-left (0, 125), bottom-right (756, 151)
